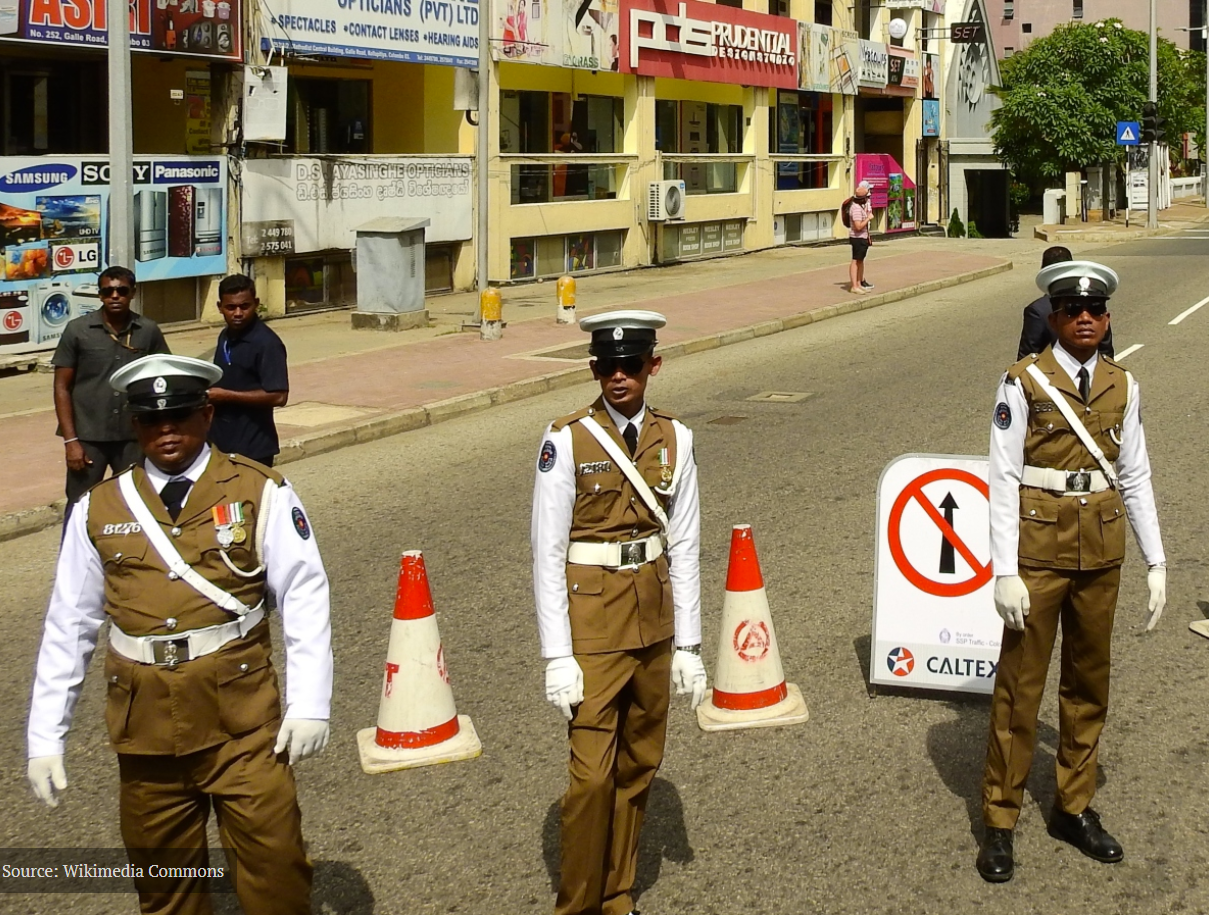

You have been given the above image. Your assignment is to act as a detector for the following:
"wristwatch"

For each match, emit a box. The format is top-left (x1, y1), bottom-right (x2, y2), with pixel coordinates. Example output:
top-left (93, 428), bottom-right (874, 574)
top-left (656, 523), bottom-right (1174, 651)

top-left (678, 643), bottom-right (701, 655)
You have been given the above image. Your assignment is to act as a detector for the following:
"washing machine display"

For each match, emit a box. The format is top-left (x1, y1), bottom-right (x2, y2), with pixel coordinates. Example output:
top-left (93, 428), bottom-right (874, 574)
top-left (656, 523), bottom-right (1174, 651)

top-left (32, 281), bottom-right (74, 345)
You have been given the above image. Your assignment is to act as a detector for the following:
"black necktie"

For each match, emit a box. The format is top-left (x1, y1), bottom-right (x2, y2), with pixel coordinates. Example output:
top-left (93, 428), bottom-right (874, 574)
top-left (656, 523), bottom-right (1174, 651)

top-left (159, 479), bottom-right (192, 521)
top-left (1077, 367), bottom-right (1090, 404)
top-left (622, 423), bottom-right (638, 457)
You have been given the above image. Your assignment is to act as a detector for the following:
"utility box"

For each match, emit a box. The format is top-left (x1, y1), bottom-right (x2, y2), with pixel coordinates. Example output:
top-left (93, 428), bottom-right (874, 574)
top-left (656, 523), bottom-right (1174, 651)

top-left (1042, 188), bottom-right (1066, 226)
top-left (352, 217), bottom-right (430, 331)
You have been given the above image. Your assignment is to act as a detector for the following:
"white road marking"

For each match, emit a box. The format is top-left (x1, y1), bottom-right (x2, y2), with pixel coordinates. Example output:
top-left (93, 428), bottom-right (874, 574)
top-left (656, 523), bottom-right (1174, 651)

top-left (1114, 343), bottom-right (1145, 360)
top-left (1169, 294), bottom-right (1209, 325)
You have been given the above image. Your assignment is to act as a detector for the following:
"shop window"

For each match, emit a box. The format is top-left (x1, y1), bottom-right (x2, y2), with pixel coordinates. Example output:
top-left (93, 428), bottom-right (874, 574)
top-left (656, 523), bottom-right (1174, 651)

top-left (2, 62), bottom-right (105, 154)
top-left (511, 238), bottom-right (537, 279)
top-left (425, 245), bottom-right (453, 294)
top-left (771, 92), bottom-right (833, 190)
top-left (814, 0), bottom-right (833, 25)
top-left (286, 79), bottom-right (371, 154)
top-left (504, 91), bottom-right (623, 204)
top-left (284, 252), bottom-right (356, 313)
top-left (657, 101), bottom-right (743, 195)
top-left (511, 232), bottom-right (623, 279)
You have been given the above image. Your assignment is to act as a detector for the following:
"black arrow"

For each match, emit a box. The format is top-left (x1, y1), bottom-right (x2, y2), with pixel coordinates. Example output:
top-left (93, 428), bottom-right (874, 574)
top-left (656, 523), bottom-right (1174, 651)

top-left (939, 492), bottom-right (958, 574)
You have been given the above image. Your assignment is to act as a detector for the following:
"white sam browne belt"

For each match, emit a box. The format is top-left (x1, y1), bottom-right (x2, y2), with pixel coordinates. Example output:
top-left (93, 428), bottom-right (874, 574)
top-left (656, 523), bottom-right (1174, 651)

top-left (568, 534), bottom-right (664, 569)
top-left (108, 604), bottom-right (266, 667)
top-left (1021, 465), bottom-right (1110, 495)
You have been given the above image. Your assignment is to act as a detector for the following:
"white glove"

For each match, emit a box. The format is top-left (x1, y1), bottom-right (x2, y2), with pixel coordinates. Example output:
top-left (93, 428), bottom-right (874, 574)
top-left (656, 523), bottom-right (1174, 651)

top-left (28, 755), bottom-right (67, 808)
top-left (1145, 566), bottom-right (1167, 632)
top-left (671, 649), bottom-right (708, 709)
top-left (993, 575), bottom-right (1031, 631)
top-left (274, 719), bottom-right (330, 765)
top-left (545, 656), bottom-right (584, 721)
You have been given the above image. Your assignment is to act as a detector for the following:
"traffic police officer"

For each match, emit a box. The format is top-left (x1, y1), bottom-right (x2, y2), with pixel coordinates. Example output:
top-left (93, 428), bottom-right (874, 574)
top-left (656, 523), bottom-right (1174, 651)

top-left (531, 310), bottom-right (707, 915)
top-left (977, 262), bottom-right (1166, 882)
top-left (27, 354), bottom-right (334, 915)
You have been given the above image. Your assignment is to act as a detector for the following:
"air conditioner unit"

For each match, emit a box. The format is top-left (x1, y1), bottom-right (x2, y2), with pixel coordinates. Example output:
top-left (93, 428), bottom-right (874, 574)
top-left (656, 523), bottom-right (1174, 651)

top-left (647, 179), bottom-right (686, 222)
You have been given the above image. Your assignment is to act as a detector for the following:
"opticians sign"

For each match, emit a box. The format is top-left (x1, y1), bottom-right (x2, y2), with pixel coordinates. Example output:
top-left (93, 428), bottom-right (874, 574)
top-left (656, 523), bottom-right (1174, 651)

top-left (0, 0), bottom-right (242, 60)
top-left (620, 0), bottom-right (798, 90)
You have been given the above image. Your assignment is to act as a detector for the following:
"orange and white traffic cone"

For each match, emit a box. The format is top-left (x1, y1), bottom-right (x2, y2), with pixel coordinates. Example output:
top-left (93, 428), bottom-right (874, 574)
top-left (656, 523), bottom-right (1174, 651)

top-left (696, 524), bottom-right (809, 732)
top-left (357, 551), bottom-right (483, 773)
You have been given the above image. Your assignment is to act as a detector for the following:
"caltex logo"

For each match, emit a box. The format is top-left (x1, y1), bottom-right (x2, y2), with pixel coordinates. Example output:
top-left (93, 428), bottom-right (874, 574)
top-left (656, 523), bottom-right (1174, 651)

top-left (886, 647), bottom-right (914, 677)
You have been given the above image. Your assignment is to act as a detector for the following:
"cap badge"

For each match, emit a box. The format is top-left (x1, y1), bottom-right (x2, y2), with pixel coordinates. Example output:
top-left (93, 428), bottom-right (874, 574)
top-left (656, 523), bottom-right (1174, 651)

top-left (1078, 276), bottom-right (1091, 292)
top-left (156, 398), bottom-right (167, 410)
top-left (613, 327), bottom-right (624, 340)
top-left (153, 376), bottom-right (168, 394)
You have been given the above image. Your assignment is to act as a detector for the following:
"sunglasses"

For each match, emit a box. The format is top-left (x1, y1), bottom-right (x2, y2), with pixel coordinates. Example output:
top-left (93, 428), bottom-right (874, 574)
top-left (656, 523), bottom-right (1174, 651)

top-left (134, 406), bottom-right (200, 427)
top-left (100, 285), bottom-right (133, 298)
top-left (1060, 300), bottom-right (1108, 318)
top-left (593, 355), bottom-right (648, 377)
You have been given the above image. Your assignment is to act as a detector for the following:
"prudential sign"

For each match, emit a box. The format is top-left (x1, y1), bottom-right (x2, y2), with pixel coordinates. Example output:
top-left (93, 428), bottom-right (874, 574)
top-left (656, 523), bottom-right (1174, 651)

top-left (620, 0), bottom-right (798, 89)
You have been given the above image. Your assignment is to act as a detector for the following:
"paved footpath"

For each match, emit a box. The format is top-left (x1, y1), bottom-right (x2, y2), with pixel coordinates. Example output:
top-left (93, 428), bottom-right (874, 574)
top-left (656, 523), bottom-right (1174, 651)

top-left (0, 242), bottom-right (1016, 538)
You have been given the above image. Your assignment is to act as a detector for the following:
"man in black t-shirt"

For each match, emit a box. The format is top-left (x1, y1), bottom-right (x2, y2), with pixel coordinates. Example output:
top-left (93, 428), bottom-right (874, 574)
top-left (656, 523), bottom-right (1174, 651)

top-left (209, 274), bottom-right (289, 467)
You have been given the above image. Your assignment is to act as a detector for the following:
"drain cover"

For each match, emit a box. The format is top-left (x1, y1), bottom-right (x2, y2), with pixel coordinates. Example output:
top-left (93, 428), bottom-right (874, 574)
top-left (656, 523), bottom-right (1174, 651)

top-left (746, 391), bottom-right (813, 403)
top-left (708, 415), bottom-right (748, 425)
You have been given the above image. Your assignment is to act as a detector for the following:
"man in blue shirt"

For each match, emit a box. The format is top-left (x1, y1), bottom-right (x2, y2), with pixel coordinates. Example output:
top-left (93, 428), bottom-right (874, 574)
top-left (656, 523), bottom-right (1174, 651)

top-left (209, 274), bottom-right (289, 466)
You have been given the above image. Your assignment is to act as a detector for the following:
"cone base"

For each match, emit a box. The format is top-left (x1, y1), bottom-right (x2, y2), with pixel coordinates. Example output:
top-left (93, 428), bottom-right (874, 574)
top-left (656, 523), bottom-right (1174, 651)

top-left (695, 682), bottom-right (809, 732)
top-left (356, 716), bottom-right (483, 774)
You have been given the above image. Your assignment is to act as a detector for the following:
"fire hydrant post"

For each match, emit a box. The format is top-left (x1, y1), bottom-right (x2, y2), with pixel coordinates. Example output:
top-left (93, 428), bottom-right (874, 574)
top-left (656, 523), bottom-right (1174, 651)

top-left (556, 275), bottom-right (576, 324)
top-left (480, 287), bottom-right (503, 340)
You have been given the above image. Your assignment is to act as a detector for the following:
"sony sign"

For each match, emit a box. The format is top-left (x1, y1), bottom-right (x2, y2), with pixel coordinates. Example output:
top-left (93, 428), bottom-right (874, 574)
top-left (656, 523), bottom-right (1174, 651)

top-left (623, 0), bottom-right (798, 88)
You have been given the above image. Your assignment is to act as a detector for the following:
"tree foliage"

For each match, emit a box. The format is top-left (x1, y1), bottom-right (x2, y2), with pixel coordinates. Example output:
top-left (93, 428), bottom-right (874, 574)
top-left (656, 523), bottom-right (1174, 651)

top-left (991, 19), bottom-right (1205, 180)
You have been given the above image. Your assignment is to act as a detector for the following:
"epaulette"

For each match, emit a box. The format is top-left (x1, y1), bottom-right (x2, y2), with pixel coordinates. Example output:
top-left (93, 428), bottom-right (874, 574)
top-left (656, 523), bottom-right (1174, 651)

top-left (550, 405), bottom-right (595, 433)
top-left (87, 464), bottom-right (135, 497)
top-left (646, 404), bottom-right (680, 422)
top-left (1099, 354), bottom-right (1125, 373)
top-left (227, 452), bottom-right (286, 485)
top-left (1006, 352), bottom-right (1041, 384)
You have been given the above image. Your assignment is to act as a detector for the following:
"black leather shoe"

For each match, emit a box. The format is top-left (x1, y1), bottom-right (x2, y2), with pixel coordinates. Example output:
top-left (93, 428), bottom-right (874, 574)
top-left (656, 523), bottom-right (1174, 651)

top-left (1048, 807), bottom-right (1124, 863)
top-left (976, 827), bottom-right (1015, 882)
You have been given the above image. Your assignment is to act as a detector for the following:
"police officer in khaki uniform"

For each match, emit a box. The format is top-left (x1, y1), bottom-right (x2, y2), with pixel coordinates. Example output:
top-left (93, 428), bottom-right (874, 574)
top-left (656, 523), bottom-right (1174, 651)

top-left (977, 262), bottom-right (1166, 882)
top-left (532, 311), bottom-right (707, 915)
top-left (27, 354), bottom-right (333, 915)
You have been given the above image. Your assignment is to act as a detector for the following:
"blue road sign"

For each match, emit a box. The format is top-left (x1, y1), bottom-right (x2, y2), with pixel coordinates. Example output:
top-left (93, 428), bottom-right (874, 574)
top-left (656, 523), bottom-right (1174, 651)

top-left (1117, 121), bottom-right (1141, 145)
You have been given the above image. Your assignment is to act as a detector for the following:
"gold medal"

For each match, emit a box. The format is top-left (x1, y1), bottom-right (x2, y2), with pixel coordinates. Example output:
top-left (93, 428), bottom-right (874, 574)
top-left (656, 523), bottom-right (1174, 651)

top-left (230, 524), bottom-right (247, 545)
top-left (659, 446), bottom-right (672, 484)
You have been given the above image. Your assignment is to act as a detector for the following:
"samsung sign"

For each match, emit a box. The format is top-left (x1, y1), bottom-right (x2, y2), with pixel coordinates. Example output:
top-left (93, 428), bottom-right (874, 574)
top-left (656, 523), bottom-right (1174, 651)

top-left (0, 165), bottom-right (78, 192)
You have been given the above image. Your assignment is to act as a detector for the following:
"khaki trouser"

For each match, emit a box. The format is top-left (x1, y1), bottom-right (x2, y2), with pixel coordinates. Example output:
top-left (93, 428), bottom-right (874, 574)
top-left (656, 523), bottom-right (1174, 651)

top-left (118, 721), bottom-right (312, 915)
top-left (982, 566), bottom-right (1122, 829)
top-left (556, 640), bottom-right (673, 915)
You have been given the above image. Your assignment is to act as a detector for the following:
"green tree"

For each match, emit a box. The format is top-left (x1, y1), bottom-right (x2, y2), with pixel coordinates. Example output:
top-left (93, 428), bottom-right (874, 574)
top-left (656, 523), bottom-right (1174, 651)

top-left (991, 19), bottom-right (1204, 180)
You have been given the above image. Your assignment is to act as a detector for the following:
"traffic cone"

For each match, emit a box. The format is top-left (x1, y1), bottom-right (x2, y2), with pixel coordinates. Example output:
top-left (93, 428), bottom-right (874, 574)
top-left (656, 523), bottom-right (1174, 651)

top-left (357, 551), bottom-right (483, 773)
top-left (696, 524), bottom-right (809, 732)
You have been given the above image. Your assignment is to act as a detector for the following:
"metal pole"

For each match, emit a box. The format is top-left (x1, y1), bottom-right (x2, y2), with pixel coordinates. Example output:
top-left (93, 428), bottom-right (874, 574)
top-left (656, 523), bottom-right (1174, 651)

top-left (107, 0), bottom-right (135, 273)
top-left (1148, 0), bottom-right (1158, 228)
top-left (476, 0), bottom-right (499, 339)
top-left (1204, 9), bottom-right (1208, 201)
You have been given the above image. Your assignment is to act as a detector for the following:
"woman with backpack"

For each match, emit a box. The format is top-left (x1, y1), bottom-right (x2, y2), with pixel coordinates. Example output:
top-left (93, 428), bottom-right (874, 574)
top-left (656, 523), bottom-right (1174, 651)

top-left (845, 181), bottom-right (874, 294)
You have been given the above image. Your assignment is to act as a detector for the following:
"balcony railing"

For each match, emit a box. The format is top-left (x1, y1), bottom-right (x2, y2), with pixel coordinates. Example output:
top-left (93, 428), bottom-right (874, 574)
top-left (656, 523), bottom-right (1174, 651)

top-left (660, 153), bottom-right (755, 196)
top-left (503, 154), bottom-right (635, 206)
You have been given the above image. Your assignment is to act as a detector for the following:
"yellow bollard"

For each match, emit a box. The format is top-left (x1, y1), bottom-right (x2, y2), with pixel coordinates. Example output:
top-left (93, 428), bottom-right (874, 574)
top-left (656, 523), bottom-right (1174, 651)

top-left (556, 275), bottom-right (577, 325)
top-left (479, 287), bottom-right (502, 340)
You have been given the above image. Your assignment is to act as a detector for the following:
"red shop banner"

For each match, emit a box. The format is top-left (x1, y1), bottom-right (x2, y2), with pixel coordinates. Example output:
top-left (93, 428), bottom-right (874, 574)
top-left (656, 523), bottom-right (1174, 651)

top-left (620, 0), bottom-right (798, 90)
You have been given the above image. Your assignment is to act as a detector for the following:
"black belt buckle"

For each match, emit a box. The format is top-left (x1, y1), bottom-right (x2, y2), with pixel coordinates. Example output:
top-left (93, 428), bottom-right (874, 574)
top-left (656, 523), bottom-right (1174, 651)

top-left (152, 638), bottom-right (190, 667)
top-left (620, 541), bottom-right (647, 566)
top-left (1066, 471), bottom-right (1092, 493)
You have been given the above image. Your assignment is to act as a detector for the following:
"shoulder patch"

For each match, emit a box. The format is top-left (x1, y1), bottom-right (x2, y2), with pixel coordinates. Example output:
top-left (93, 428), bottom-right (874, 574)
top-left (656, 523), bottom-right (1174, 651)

top-left (291, 506), bottom-right (311, 540)
top-left (538, 440), bottom-right (557, 472)
top-left (994, 402), bottom-right (1012, 430)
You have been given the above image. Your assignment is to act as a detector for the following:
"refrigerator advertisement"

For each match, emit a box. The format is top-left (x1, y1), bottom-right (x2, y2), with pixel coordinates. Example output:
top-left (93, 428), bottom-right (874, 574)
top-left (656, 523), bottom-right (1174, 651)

top-left (0, 0), bottom-right (242, 60)
top-left (0, 155), bottom-right (227, 354)
top-left (855, 153), bottom-right (916, 233)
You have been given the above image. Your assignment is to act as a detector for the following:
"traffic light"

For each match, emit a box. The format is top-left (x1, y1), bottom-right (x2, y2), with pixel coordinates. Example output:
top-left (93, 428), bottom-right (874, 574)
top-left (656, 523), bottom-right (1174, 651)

top-left (1141, 101), bottom-right (1167, 144)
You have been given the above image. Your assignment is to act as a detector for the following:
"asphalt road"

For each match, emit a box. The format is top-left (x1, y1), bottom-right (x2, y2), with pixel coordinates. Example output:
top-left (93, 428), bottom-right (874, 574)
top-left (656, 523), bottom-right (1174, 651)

top-left (3, 236), bottom-right (1209, 915)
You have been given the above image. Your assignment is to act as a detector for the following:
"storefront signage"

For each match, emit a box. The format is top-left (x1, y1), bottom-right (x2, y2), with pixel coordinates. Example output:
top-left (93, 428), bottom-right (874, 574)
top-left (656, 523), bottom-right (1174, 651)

top-left (185, 71), bottom-right (212, 155)
top-left (265, 0), bottom-right (479, 67)
top-left (241, 156), bottom-right (473, 254)
top-left (495, 0), bottom-right (620, 70)
top-left (2, 0), bottom-right (242, 60)
top-left (884, 0), bottom-right (944, 10)
top-left (886, 47), bottom-right (919, 93)
top-left (921, 98), bottom-right (940, 137)
top-left (620, 0), bottom-right (798, 90)
top-left (242, 220), bottom-right (296, 257)
top-left (858, 40), bottom-right (888, 89)
top-left (797, 23), bottom-right (857, 96)
top-left (0, 155), bottom-right (228, 355)
top-left (922, 52), bottom-right (939, 99)
top-left (855, 153), bottom-right (915, 232)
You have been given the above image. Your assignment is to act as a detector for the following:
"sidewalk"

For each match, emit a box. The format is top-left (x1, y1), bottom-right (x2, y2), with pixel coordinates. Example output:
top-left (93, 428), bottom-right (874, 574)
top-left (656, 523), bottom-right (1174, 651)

top-left (0, 240), bottom-right (1012, 540)
top-left (1032, 197), bottom-right (1209, 241)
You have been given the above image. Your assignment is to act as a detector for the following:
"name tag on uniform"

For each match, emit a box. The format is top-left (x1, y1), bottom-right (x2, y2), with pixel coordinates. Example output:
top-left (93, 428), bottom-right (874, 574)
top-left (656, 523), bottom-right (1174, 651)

top-left (578, 461), bottom-right (612, 475)
top-left (1033, 402), bottom-right (1056, 413)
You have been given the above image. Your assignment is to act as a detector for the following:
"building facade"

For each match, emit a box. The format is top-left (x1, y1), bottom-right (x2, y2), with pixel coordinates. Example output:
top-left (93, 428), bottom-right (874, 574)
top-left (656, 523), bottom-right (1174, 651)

top-left (988, 0), bottom-right (1200, 59)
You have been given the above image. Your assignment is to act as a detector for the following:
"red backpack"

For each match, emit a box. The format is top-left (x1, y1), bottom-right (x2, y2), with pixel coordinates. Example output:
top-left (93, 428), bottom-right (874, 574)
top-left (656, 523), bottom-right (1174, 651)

top-left (841, 197), bottom-right (854, 228)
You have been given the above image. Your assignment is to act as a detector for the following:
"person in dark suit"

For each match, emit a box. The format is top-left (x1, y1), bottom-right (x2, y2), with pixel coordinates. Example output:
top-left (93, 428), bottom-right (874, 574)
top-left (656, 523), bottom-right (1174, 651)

top-left (1018, 246), bottom-right (1114, 360)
